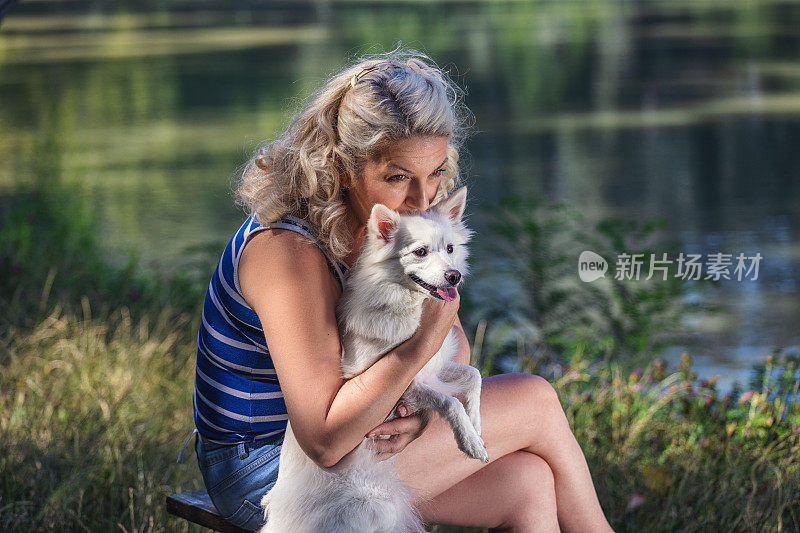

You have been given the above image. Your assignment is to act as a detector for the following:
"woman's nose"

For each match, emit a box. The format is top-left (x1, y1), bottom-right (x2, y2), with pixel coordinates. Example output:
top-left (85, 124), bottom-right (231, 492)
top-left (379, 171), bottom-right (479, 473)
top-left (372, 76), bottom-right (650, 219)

top-left (406, 181), bottom-right (430, 211)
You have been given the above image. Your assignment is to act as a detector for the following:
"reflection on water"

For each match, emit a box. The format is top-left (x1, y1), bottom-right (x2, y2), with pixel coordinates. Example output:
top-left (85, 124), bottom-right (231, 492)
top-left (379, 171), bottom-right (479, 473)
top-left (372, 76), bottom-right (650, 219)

top-left (1, 0), bottom-right (798, 390)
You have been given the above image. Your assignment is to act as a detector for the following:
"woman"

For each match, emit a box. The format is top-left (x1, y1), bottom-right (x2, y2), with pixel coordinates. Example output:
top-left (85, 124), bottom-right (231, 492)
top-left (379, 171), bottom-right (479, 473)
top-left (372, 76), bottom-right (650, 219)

top-left (189, 49), bottom-right (614, 532)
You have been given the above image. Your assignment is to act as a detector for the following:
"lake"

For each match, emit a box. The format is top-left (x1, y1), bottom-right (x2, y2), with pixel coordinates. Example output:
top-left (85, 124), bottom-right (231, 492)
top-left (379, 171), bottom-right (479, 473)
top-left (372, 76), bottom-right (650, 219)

top-left (1, 0), bottom-right (798, 391)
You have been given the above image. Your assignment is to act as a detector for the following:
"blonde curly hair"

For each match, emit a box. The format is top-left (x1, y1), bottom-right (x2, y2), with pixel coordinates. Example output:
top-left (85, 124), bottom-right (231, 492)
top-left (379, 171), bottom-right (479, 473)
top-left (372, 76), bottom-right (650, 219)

top-left (235, 47), bottom-right (473, 260)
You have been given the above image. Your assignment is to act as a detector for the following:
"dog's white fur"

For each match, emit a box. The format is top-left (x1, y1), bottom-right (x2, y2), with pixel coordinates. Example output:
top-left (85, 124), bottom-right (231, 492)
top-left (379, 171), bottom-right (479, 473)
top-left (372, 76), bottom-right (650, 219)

top-left (258, 188), bottom-right (487, 533)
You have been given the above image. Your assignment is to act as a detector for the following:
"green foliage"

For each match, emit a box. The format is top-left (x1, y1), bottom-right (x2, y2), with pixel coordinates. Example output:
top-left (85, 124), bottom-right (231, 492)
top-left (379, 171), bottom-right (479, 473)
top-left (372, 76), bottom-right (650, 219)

top-left (550, 351), bottom-right (800, 532)
top-left (0, 179), bottom-right (209, 530)
top-left (467, 196), bottom-right (717, 374)
top-left (0, 302), bottom-right (202, 531)
top-left (0, 179), bottom-right (206, 334)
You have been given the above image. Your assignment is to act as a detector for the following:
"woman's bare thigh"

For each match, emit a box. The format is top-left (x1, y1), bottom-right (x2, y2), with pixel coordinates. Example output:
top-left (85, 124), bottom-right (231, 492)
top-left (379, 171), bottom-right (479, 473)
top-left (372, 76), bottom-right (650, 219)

top-left (393, 372), bottom-right (555, 502)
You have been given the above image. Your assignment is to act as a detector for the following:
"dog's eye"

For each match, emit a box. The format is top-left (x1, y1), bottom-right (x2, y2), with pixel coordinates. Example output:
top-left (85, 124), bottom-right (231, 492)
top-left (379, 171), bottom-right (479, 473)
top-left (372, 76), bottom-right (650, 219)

top-left (413, 247), bottom-right (428, 257)
top-left (446, 244), bottom-right (454, 254)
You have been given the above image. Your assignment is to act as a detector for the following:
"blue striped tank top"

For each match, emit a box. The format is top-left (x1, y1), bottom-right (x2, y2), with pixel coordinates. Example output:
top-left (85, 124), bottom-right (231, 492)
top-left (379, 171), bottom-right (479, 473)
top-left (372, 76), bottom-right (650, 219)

top-left (193, 214), bottom-right (347, 445)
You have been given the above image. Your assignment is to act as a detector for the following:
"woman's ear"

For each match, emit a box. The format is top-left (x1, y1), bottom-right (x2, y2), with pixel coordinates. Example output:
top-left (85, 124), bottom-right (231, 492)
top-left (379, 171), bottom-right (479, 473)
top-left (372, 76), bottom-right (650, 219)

top-left (335, 155), bottom-right (352, 189)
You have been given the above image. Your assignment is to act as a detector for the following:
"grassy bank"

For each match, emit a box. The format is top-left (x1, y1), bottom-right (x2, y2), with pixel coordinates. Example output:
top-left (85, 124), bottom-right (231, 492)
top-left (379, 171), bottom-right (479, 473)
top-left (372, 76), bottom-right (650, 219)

top-left (3, 300), bottom-right (798, 531)
top-left (1, 184), bottom-right (798, 531)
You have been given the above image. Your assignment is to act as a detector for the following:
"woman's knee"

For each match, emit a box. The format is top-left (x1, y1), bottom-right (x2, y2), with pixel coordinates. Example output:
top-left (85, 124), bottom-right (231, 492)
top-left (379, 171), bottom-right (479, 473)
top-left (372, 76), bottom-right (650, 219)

top-left (507, 451), bottom-right (556, 494)
top-left (490, 373), bottom-right (564, 428)
top-left (494, 452), bottom-right (558, 529)
top-left (482, 372), bottom-right (577, 464)
top-left (491, 373), bottom-right (560, 405)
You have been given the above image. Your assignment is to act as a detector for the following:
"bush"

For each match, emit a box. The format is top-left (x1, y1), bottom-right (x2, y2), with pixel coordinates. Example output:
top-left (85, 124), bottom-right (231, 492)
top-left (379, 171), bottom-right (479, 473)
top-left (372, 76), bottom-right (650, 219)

top-left (465, 195), bottom-right (719, 374)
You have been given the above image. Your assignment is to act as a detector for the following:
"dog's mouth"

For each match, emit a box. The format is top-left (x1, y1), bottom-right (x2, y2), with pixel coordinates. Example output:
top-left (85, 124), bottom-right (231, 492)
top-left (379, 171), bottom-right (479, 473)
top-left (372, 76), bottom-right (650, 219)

top-left (408, 274), bottom-right (458, 302)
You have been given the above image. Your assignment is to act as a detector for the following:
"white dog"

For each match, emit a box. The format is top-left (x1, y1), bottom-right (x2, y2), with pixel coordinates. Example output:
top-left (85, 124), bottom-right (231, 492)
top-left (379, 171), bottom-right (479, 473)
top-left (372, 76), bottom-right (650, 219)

top-left (259, 187), bottom-right (487, 533)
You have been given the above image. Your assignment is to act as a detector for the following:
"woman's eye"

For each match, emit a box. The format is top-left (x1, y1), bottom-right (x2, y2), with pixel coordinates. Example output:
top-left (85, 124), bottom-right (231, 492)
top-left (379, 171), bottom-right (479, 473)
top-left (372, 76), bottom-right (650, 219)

top-left (413, 247), bottom-right (428, 257)
top-left (431, 168), bottom-right (445, 177)
top-left (446, 244), bottom-right (453, 254)
top-left (387, 174), bottom-right (407, 182)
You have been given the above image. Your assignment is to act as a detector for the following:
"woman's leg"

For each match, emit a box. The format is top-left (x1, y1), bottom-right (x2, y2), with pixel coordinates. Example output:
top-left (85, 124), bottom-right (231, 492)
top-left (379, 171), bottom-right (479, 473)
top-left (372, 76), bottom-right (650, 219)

top-left (416, 450), bottom-right (559, 532)
top-left (194, 436), bottom-right (282, 531)
top-left (393, 373), bottom-right (614, 533)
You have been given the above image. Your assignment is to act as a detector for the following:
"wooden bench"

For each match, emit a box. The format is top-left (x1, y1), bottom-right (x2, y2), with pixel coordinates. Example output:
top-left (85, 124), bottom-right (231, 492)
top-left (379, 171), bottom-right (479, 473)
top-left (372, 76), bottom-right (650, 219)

top-left (166, 490), bottom-right (250, 533)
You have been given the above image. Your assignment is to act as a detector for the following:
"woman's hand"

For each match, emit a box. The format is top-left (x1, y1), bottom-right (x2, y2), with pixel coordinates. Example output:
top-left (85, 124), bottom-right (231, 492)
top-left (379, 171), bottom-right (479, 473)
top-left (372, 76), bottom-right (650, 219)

top-left (408, 291), bottom-right (461, 360)
top-left (364, 402), bottom-right (431, 461)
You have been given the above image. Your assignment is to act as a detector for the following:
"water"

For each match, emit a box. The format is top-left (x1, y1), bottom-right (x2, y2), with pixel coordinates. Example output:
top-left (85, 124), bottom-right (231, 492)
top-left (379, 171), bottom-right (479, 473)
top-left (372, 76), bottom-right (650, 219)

top-left (1, 0), bottom-right (798, 391)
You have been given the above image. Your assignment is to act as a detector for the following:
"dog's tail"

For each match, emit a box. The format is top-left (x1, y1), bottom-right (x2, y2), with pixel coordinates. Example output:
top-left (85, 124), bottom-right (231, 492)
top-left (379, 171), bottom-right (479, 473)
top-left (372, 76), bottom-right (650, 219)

top-left (401, 483), bottom-right (429, 533)
top-left (400, 503), bottom-right (427, 533)
top-left (260, 489), bottom-right (271, 510)
top-left (259, 490), bottom-right (272, 528)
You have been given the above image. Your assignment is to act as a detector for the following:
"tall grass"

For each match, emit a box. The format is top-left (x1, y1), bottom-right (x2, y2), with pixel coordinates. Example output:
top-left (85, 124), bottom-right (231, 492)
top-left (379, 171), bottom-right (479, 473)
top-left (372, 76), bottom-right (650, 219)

top-left (548, 351), bottom-right (799, 531)
top-left (0, 302), bottom-right (200, 531)
top-left (1, 179), bottom-right (207, 531)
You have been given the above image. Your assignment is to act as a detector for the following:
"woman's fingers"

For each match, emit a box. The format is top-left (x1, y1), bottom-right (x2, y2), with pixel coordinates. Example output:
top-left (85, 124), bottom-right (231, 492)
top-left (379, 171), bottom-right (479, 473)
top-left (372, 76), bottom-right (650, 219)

top-left (366, 433), bottom-right (412, 460)
top-left (363, 411), bottom-right (433, 462)
top-left (411, 293), bottom-right (460, 359)
top-left (367, 413), bottom-right (422, 438)
top-left (397, 402), bottom-right (410, 417)
top-left (363, 403), bottom-right (433, 462)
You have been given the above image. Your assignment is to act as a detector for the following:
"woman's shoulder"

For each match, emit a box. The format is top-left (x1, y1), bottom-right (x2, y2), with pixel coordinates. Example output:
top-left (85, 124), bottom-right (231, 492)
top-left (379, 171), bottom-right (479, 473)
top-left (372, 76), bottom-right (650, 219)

top-left (240, 226), bottom-right (332, 283)
top-left (238, 225), bottom-right (341, 314)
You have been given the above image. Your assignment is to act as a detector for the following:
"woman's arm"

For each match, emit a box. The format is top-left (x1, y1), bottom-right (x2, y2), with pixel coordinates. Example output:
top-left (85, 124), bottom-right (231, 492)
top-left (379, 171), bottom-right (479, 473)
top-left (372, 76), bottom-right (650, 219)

top-left (363, 314), bottom-right (471, 461)
top-left (452, 314), bottom-right (471, 366)
top-left (239, 229), bottom-right (458, 468)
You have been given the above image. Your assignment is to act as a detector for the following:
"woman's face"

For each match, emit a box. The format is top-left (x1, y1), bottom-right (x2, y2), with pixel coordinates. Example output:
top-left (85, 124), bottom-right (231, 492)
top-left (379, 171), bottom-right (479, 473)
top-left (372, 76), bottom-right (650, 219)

top-left (344, 135), bottom-right (449, 226)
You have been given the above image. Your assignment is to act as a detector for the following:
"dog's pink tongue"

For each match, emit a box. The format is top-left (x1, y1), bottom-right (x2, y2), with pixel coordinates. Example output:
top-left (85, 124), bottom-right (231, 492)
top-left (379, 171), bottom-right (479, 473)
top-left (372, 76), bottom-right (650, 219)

top-left (437, 287), bottom-right (458, 301)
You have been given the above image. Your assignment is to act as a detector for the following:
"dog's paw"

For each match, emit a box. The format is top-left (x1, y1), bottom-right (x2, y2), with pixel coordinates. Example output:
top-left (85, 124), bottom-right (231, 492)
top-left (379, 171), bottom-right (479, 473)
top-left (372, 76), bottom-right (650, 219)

top-left (469, 415), bottom-right (482, 437)
top-left (474, 445), bottom-right (489, 464)
top-left (457, 433), bottom-right (489, 463)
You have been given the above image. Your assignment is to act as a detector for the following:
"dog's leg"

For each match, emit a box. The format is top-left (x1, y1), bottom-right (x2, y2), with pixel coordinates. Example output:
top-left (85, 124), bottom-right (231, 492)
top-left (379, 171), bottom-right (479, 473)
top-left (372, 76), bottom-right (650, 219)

top-left (437, 362), bottom-right (483, 437)
top-left (403, 384), bottom-right (488, 463)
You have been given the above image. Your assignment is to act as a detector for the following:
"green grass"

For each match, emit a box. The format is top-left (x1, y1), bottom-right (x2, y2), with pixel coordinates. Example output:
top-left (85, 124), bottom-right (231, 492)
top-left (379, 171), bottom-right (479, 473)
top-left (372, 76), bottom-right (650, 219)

top-left (1, 180), bottom-right (207, 531)
top-left (1, 183), bottom-right (798, 531)
top-left (1, 302), bottom-right (200, 531)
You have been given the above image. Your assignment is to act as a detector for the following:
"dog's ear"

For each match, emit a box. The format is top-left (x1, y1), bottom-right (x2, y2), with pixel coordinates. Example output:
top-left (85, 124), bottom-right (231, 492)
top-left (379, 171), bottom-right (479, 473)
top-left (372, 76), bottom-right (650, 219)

top-left (368, 204), bottom-right (400, 242)
top-left (432, 187), bottom-right (467, 224)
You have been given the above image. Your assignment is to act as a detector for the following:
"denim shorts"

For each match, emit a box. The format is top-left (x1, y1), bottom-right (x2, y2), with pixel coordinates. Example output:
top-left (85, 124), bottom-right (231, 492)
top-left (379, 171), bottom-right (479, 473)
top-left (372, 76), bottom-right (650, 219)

top-left (194, 434), bottom-right (283, 531)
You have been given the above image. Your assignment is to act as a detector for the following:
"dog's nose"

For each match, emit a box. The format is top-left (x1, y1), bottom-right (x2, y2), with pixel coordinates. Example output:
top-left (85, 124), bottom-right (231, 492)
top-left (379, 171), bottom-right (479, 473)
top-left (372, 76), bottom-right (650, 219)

top-left (445, 269), bottom-right (461, 286)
